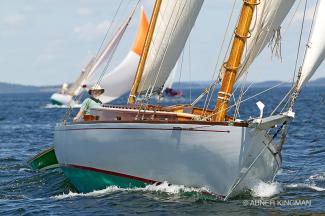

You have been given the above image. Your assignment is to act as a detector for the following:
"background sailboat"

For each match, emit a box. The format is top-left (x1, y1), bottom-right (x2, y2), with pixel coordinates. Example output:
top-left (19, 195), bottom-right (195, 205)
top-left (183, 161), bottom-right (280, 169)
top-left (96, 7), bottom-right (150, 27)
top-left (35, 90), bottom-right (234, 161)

top-left (50, 7), bottom-right (136, 106)
top-left (50, 58), bottom-right (95, 106)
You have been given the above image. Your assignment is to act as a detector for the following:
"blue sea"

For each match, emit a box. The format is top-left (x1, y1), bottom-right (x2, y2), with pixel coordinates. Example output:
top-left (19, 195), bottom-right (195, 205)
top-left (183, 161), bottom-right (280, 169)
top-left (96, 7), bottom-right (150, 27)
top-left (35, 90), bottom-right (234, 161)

top-left (0, 87), bottom-right (324, 215)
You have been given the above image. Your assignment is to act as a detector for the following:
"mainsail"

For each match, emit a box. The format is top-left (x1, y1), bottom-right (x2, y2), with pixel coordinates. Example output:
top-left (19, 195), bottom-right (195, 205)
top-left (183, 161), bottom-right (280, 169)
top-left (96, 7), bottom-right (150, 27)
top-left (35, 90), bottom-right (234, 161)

top-left (136, 0), bottom-right (204, 95)
top-left (235, 0), bottom-right (296, 80)
top-left (99, 7), bottom-right (149, 103)
top-left (297, 0), bottom-right (325, 90)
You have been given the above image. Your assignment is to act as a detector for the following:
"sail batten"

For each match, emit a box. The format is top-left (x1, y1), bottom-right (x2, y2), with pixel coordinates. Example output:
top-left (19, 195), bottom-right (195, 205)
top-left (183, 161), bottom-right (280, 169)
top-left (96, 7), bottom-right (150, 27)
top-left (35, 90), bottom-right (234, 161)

top-left (136, 0), bottom-right (204, 96)
top-left (297, 0), bottom-right (325, 90)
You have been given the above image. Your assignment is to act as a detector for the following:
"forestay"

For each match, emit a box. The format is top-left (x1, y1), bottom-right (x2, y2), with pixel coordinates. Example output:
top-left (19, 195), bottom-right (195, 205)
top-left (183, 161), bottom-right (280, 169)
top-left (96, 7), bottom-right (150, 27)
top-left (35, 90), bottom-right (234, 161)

top-left (136, 0), bottom-right (204, 95)
top-left (297, 0), bottom-right (325, 90)
top-left (235, 0), bottom-right (296, 80)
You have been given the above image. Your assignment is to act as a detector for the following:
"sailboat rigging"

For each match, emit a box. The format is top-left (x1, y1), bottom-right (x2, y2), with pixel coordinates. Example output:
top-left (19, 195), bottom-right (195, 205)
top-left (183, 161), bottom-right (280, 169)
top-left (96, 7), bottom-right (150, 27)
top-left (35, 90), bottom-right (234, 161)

top-left (30, 0), bottom-right (325, 200)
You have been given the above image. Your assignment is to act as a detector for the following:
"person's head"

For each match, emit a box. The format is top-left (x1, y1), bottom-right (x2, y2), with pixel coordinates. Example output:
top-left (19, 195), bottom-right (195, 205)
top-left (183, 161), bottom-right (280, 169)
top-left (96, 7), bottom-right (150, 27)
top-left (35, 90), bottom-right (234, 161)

top-left (88, 84), bottom-right (104, 98)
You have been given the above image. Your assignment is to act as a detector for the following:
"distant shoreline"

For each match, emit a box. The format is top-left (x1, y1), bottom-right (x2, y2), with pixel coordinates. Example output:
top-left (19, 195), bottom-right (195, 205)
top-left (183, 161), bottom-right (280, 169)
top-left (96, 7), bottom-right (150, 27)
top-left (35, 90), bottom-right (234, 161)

top-left (1, 78), bottom-right (325, 93)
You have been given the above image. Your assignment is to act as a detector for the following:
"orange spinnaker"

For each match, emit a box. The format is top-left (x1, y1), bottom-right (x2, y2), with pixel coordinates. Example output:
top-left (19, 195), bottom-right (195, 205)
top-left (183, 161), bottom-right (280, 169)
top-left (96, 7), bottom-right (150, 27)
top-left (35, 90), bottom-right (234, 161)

top-left (132, 7), bottom-right (149, 56)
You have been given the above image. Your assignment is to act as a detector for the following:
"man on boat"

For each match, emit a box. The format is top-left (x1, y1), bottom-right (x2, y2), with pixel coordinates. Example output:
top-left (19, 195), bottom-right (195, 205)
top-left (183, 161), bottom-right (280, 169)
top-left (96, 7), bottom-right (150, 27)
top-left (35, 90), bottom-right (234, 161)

top-left (73, 84), bottom-right (104, 121)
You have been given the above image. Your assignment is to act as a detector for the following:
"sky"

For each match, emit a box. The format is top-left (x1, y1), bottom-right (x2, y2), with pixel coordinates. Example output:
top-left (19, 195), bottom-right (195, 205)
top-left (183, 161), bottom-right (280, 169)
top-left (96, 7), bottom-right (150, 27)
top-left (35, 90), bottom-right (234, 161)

top-left (0, 0), bottom-right (323, 86)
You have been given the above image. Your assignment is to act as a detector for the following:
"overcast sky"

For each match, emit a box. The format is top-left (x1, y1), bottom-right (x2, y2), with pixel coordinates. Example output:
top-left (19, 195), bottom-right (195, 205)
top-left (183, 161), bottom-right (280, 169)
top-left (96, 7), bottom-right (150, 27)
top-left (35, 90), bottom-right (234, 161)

top-left (0, 0), bottom-right (323, 86)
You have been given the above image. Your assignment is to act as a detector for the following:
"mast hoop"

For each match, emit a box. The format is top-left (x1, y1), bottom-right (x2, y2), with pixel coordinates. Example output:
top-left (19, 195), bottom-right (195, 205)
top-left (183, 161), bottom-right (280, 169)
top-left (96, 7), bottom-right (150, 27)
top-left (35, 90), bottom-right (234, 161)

top-left (243, 0), bottom-right (260, 6)
top-left (217, 96), bottom-right (230, 101)
top-left (217, 91), bottom-right (232, 101)
top-left (223, 62), bottom-right (242, 71)
top-left (234, 28), bottom-right (252, 39)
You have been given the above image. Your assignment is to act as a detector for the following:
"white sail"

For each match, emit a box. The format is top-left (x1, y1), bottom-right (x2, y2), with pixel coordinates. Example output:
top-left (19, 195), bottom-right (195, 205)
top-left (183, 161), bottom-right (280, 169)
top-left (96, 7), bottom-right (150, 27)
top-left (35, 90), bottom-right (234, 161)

top-left (67, 58), bottom-right (96, 96)
top-left (99, 7), bottom-right (149, 104)
top-left (136, 0), bottom-right (204, 95)
top-left (235, 0), bottom-right (296, 80)
top-left (297, 0), bottom-right (325, 90)
top-left (81, 10), bottom-right (134, 92)
top-left (163, 61), bottom-right (178, 91)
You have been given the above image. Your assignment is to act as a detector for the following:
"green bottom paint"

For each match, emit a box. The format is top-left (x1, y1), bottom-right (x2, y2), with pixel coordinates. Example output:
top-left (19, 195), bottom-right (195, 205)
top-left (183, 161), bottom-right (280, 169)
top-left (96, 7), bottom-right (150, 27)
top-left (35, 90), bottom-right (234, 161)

top-left (51, 99), bottom-right (63, 106)
top-left (62, 166), bottom-right (148, 193)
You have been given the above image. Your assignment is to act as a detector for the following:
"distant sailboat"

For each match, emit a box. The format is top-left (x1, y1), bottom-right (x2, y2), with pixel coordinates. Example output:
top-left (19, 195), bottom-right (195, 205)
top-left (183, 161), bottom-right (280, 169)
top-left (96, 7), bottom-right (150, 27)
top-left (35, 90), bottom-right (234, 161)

top-left (50, 7), bottom-right (138, 106)
top-left (162, 64), bottom-right (183, 98)
top-left (43, 0), bottom-right (324, 200)
top-left (50, 58), bottom-right (95, 106)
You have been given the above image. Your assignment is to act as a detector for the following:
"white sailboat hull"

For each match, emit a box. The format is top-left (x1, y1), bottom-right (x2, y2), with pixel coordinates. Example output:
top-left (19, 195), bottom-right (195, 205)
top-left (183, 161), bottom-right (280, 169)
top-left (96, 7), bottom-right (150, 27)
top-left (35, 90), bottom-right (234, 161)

top-left (50, 93), bottom-right (77, 106)
top-left (54, 121), bottom-right (281, 198)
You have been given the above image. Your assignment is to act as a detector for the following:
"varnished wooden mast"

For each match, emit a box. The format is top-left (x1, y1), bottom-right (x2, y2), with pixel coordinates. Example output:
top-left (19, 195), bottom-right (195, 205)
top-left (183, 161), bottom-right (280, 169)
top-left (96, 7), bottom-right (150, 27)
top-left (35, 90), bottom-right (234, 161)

top-left (213, 0), bottom-right (258, 121)
top-left (128, 0), bottom-right (162, 104)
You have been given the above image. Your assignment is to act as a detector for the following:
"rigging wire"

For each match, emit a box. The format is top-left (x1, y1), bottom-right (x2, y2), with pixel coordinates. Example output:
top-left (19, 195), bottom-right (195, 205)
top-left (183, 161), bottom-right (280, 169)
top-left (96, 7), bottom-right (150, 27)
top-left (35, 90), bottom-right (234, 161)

top-left (284, 0), bottom-right (320, 184)
top-left (139, 0), bottom-right (190, 106)
top-left (282, 0), bottom-right (303, 36)
top-left (95, 0), bottom-right (126, 61)
top-left (202, 80), bottom-right (289, 121)
top-left (187, 8), bottom-right (192, 104)
top-left (137, 0), bottom-right (184, 102)
top-left (62, 0), bottom-right (140, 123)
top-left (95, 0), bottom-right (141, 85)
top-left (201, 0), bottom-right (239, 115)
top-left (177, 48), bottom-right (185, 93)
top-left (217, 0), bottom-right (303, 118)
top-left (203, 0), bottom-right (259, 116)
top-left (291, 0), bottom-right (308, 85)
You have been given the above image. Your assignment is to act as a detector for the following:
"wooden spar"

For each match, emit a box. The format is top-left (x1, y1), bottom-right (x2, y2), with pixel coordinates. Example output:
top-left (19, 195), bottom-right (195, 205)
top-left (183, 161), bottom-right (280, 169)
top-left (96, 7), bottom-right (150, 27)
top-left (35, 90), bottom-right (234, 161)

top-left (213, 0), bottom-right (258, 121)
top-left (128, 0), bottom-right (162, 104)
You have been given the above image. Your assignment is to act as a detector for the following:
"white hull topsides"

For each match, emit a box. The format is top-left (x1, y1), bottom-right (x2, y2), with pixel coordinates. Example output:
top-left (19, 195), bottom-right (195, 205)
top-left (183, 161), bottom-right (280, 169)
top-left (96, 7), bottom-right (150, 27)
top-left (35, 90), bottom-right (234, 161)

top-left (54, 110), bottom-right (292, 198)
top-left (50, 93), bottom-right (77, 106)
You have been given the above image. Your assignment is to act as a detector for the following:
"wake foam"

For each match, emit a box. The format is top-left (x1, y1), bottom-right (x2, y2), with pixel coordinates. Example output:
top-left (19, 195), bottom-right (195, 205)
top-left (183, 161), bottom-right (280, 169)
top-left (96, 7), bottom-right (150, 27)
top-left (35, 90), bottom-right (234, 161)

top-left (308, 172), bottom-right (325, 181)
top-left (44, 104), bottom-right (81, 109)
top-left (52, 181), bottom-right (209, 200)
top-left (286, 183), bottom-right (325, 192)
top-left (250, 181), bottom-right (283, 198)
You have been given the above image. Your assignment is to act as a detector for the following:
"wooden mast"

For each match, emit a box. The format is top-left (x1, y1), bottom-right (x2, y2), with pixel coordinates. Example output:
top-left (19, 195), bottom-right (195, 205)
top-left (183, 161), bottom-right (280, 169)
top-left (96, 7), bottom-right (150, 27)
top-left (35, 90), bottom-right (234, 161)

top-left (213, 0), bottom-right (258, 121)
top-left (128, 0), bottom-right (162, 104)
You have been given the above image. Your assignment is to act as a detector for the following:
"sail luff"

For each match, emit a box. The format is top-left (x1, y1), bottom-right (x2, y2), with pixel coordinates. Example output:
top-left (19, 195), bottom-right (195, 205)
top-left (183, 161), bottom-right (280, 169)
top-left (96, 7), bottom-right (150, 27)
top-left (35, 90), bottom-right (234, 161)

top-left (297, 0), bottom-right (325, 90)
top-left (214, 0), bottom-right (258, 122)
top-left (128, 0), bottom-right (162, 104)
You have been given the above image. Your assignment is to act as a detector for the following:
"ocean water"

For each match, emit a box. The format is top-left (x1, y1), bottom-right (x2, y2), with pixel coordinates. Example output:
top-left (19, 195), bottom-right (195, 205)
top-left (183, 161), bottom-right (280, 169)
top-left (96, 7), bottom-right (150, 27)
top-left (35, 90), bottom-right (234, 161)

top-left (0, 87), bottom-right (324, 215)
